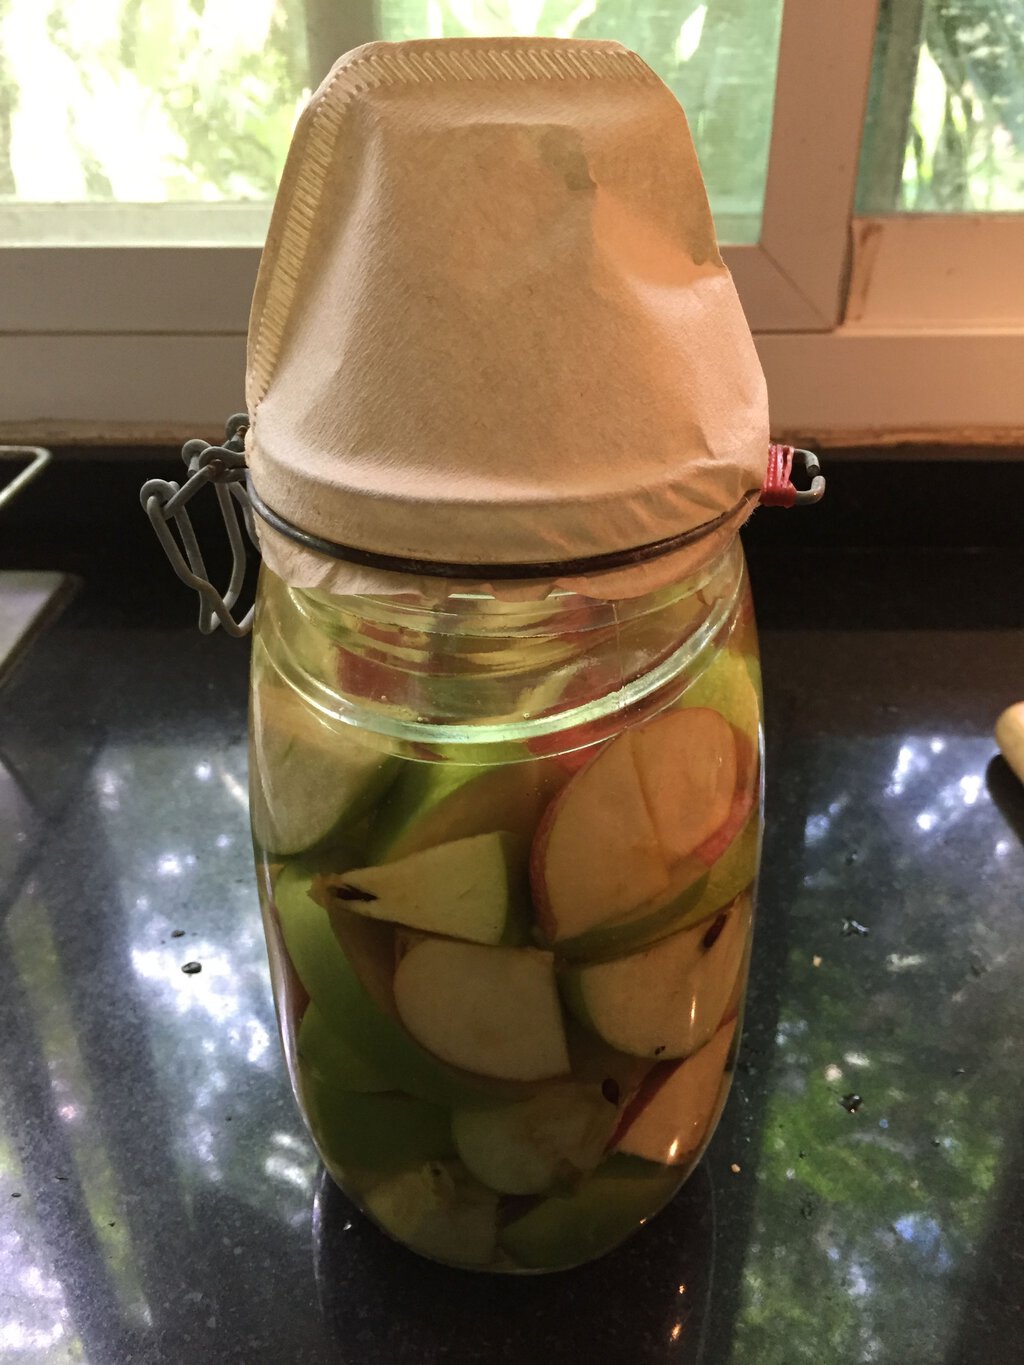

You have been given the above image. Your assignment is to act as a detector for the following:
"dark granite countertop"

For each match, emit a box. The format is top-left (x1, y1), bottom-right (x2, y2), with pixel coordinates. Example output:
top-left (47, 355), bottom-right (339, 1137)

top-left (1, 457), bottom-right (1023, 1363)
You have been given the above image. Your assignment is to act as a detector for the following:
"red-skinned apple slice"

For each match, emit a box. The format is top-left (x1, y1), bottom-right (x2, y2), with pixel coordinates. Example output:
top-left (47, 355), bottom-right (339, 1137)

top-left (561, 892), bottom-right (753, 1059)
top-left (632, 709), bottom-right (737, 862)
top-left (532, 709), bottom-right (737, 944)
top-left (532, 730), bottom-right (668, 941)
top-left (691, 727), bottom-right (759, 868)
top-left (612, 1016), bottom-right (738, 1165)
top-left (678, 802), bottom-right (761, 934)
top-left (544, 724), bottom-right (757, 962)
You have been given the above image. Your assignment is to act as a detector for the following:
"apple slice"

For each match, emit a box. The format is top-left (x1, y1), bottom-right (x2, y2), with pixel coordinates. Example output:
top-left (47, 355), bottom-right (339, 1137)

top-left (720, 928), bottom-right (753, 1028)
top-left (564, 1016), bottom-right (658, 1103)
top-left (361, 1160), bottom-right (499, 1267)
top-left (256, 870), bottom-right (309, 1072)
top-left (631, 709), bottom-right (737, 862)
top-left (532, 709), bottom-right (737, 944)
top-left (300, 1069), bottom-right (455, 1173)
top-left (561, 892), bottom-right (752, 1059)
top-left (498, 1154), bottom-right (681, 1271)
top-left (369, 756), bottom-right (564, 863)
top-left (678, 645), bottom-right (761, 743)
top-left (315, 832), bottom-right (530, 946)
top-left (297, 1002), bottom-right (391, 1093)
top-left (451, 1082), bottom-right (618, 1195)
top-left (690, 725), bottom-right (759, 868)
top-left (250, 682), bottom-right (398, 857)
top-left (532, 730), bottom-right (668, 941)
top-left (612, 1017), bottom-right (737, 1165)
top-left (681, 804), bottom-right (761, 931)
top-left (551, 864), bottom-right (709, 963)
top-left (550, 722), bottom-right (758, 961)
top-left (393, 938), bottom-right (570, 1082)
top-left (275, 866), bottom-right (498, 1107)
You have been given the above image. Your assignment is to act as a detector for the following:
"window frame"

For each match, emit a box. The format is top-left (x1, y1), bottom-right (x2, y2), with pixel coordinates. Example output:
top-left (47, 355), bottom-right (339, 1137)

top-left (1, 0), bottom-right (1022, 446)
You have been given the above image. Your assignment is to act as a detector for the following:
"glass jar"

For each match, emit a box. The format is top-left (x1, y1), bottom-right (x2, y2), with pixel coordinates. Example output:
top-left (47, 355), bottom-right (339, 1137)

top-left (248, 535), bottom-right (763, 1273)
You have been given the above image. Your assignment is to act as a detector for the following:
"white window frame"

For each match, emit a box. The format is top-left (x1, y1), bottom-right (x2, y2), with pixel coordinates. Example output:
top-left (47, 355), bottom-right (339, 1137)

top-left (0, 0), bottom-right (1022, 446)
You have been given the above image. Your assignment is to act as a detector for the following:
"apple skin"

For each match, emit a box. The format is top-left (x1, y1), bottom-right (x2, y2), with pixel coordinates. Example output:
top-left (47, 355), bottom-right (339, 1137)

top-left (547, 863), bottom-right (710, 964)
top-left (336, 646), bottom-right (414, 706)
top-left (678, 644), bottom-right (761, 747)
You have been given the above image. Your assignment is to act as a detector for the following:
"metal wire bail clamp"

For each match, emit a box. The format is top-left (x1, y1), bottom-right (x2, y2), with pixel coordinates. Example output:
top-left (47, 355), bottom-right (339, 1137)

top-left (140, 413), bottom-right (258, 637)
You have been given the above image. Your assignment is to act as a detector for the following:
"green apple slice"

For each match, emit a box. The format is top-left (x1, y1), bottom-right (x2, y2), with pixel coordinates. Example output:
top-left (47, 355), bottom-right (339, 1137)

top-left (275, 866), bottom-right (498, 1106)
top-left (612, 1017), bottom-right (738, 1165)
top-left (300, 1066), bottom-right (455, 1171)
top-left (297, 1003), bottom-right (391, 1093)
top-left (561, 892), bottom-right (752, 1059)
top-left (369, 757), bottom-right (563, 863)
top-left (498, 1155), bottom-right (681, 1270)
top-left (317, 832), bottom-right (530, 946)
top-left (531, 709), bottom-right (737, 944)
top-left (679, 645), bottom-right (761, 741)
top-left (451, 1082), bottom-right (617, 1195)
top-left (361, 1160), bottom-right (499, 1266)
top-left (250, 683), bottom-right (398, 857)
top-left (393, 938), bottom-right (570, 1082)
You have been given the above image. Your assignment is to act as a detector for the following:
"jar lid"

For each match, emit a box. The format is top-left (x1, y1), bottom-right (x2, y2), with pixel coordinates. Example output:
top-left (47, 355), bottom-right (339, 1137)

top-left (245, 37), bottom-right (769, 584)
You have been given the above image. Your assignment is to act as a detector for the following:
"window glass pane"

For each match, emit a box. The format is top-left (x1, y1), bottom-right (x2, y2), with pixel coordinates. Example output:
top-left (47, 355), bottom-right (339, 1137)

top-left (0, 0), bottom-right (782, 246)
top-left (376, 2), bottom-right (785, 243)
top-left (858, 0), bottom-right (1024, 212)
top-left (0, 0), bottom-right (308, 243)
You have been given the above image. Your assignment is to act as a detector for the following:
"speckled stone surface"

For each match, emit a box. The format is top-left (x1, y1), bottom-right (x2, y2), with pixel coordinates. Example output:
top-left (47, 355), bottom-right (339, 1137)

top-left (1, 461), bottom-right (1023, 1363)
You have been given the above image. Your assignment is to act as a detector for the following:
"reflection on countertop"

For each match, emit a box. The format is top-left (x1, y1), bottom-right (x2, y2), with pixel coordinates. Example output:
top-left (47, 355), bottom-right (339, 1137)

top-left (1, 537), bottom-right (1023, 1363)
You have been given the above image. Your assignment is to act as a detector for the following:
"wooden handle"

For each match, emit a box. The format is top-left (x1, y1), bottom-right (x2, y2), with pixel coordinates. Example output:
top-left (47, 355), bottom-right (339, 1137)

top-left (995, 702), bottom-right (1024, 785)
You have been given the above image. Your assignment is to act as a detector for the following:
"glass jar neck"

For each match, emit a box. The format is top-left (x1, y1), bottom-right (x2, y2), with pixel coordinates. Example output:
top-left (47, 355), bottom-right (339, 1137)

top-left (253, 538), bottom-right (748, 752)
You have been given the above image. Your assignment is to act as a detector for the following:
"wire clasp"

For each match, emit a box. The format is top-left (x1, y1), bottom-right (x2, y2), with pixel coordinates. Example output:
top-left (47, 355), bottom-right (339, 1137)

top-left (140, 413), bottom-right (258, 637)
top-left (761, 445), bottom-right (826, 508)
